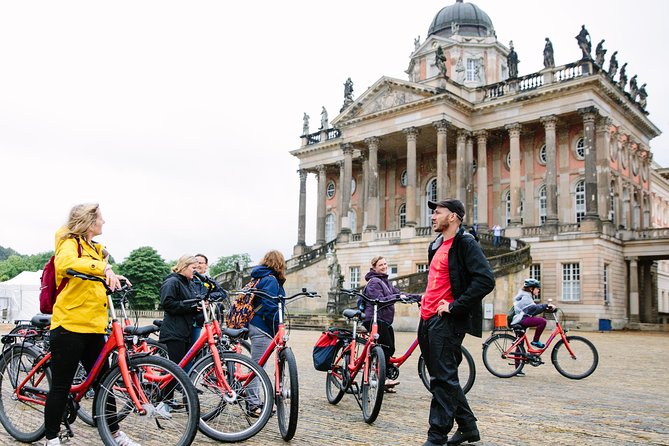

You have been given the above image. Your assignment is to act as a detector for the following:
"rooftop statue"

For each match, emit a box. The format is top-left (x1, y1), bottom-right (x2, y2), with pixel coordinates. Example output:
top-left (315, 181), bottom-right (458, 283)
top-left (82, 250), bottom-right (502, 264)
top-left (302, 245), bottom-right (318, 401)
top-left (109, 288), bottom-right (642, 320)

top-left (607, 51), bottom-right (618, 79)
top-left (575, 25), bottom-right (591, 59)
top-left (507, 41), bottom-right (519, 79)
top-left (629, 75), bottom-right (639, 101)
top-left (618, 63), bottom-right (628, 91)
top-left (320, 106), bottom-right (329, 130)
top-left (435, 46), bottom-right (448, 79)
top-left (414, 35), bottom-right (421, 50)
top-left (543, 38), bottom-right (554, 69)
top-left (302, 112), bottom-right (310, 136)
top-left (594, 39), bottom-right (606, 67)
top-left (344, 77), bottom-right (354, 101)
top-left (638, 84), bottom-right (648, 109)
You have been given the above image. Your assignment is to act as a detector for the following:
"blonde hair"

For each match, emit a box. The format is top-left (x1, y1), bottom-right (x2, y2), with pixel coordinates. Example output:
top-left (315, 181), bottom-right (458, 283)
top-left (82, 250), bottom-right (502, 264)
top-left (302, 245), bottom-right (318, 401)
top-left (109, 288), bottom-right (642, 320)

top-left (370, 256), bottom-right (385, 268)
top-left (61, 203), bottom-right (100, 241)
top-left (259, 250), bottom-right (286, 282)
top-left (172, 255), bottom-right (198, 274)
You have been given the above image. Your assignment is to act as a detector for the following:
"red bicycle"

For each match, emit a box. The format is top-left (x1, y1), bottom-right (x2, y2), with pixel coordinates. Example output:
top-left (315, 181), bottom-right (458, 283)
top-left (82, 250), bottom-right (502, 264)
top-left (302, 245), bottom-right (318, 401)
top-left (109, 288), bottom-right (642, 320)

top-left (0, 269), bottom-right (200, 446)
top-left (482, 306), bottom-right (598, 379)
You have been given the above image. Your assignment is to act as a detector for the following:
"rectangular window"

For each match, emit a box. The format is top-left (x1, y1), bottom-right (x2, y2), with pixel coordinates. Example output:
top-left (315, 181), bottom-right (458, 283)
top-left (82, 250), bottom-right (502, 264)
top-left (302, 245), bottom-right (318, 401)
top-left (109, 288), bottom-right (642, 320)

top-left (389, 265), bottom-right (398, 279)
top-left (603, 263), bottom-right (610, 304)
top-left (530, 264), bottom-right (541, 283)
top-left (349, 266), bottom-right (360, 289)
top-left (417, 263), bottom-right (429, 273)
top-left (561, 263), bottom-right (580, 302)
top-left (466, 58), bottom-right (477, 81)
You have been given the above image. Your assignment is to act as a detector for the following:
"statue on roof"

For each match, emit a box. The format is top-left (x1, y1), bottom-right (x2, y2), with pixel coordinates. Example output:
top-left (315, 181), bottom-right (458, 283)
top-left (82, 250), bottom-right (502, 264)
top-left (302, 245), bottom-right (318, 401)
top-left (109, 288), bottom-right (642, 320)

top-left (414, 35), bottom-right (421, 50)
top-left (507, 41), bottom-right (519, 79)
top-left (543, 38), bottom-right (554, 69)
top-left (618, 63), bottom-right (628, 91)
top-left (629, 75), bottom-right (639, 101)
top-left (607, 51), bottom-right (618, 79)
top-left (320, 106), bottom-right (329, 130)
top-left (638, 84), bottom-right (647, 109)
top-left (341, 77), bottom-right (354, 112)
top-left (302, 112), bottom-right (310, 136)
top-left (594, 39), bottom-right (606, 67)
top-left (435, 46), bottom-right (448, 79)
top-left (575, 25), bottom-right (591, 59)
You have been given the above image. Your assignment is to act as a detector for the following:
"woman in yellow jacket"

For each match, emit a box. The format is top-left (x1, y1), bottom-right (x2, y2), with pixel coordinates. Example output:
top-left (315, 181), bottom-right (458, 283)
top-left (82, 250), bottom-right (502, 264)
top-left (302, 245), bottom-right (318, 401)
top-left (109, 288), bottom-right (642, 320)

top-left (44, 203), bottom-right (138, 446)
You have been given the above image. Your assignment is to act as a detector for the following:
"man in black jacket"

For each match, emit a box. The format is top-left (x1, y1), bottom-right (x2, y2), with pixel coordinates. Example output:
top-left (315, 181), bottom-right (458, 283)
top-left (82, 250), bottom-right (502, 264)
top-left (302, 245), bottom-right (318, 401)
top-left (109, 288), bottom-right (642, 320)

top-left (418, 199), bottom-right (495, 446)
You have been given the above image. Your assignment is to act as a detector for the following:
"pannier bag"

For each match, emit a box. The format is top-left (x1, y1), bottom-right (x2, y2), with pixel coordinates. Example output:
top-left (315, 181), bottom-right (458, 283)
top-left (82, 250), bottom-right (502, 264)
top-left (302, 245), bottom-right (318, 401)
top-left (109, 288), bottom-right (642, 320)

top-left (312, 329), bottom-right (340, 371)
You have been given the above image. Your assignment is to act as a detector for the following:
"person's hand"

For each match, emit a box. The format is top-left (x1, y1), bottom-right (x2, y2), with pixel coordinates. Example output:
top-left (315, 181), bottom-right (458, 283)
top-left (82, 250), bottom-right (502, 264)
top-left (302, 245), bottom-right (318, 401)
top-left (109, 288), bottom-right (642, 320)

top-left (104, 267), bottom-right (121, 291)
top-left (116, 274), bottom-right (132, 287)
top-left (437, 299), bottom-right (451, 317)
top-left (547, 304), bottom-right (556, 312)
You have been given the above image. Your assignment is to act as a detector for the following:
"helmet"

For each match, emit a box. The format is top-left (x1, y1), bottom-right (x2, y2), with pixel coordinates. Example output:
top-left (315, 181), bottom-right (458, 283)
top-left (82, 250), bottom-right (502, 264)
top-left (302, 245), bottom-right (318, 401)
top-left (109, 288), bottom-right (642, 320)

top-left (523, 278), bottom-right (541, 289)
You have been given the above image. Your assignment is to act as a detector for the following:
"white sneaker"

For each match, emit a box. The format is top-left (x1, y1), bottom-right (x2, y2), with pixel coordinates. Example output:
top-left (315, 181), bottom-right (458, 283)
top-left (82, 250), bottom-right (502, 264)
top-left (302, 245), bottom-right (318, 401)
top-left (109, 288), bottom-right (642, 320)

top-left (113, 430), bottom-right (141, 446)
top-left (154, 401), bottom-right (172, 419)
top-left (44, 438), bottom-right (61, 446)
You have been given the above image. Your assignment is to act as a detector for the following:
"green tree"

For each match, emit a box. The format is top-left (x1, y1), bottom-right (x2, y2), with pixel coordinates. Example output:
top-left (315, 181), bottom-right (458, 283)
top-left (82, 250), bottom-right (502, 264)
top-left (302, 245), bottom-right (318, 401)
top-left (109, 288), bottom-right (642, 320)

top-left (0, 252), bottom-right (53, 281)
top-left (209, 253), bottom-right (252, 277)
top-left (0, 246), bottom-right (20, 261)
top-left (117, 247), bottom-right (170, 310)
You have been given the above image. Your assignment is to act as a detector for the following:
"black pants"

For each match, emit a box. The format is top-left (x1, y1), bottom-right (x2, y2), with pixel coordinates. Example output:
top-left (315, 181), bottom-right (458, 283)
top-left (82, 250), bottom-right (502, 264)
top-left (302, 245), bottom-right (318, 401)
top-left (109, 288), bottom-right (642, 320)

top-left (44, 327), bottom-right (116, 440)
top-left (418, 315), bottom-right (477, 445)
top-left (363, 320), bottom-right (395, 376)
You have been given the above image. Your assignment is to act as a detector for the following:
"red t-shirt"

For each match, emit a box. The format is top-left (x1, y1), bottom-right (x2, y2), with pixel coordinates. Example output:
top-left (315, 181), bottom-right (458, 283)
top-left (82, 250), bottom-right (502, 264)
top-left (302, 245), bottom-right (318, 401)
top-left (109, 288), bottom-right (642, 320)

top-left (420, 237), bottom-right (454, 320)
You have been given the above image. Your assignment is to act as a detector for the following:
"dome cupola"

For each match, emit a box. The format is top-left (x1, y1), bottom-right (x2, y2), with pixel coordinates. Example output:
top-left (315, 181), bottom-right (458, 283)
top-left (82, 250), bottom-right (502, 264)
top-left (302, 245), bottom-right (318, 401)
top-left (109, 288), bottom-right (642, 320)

top-left (427, 0), bottom-right (494, 38)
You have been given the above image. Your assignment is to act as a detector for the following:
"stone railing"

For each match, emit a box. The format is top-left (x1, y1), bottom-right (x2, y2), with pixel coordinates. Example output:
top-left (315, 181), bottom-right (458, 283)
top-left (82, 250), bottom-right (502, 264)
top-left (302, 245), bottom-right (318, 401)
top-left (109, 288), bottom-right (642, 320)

top-left (286, 240), bottom-right (337, 273)
top-left (518, 72), bottom-right (544, 91)
top-left (559, 223), bottom-right (580, 233)
top-left (305, 128), bottom-right (341, 146)
top-left (553, 62), bottom-right (583, 82)
top-left (351, 233), bottom-right (362, 241)
top-left (375, 230), bottom-right (401, 240)
top-left (416, 226), bottom-right (433, 236)
top-left (618, 227), bottom-right (669, 241)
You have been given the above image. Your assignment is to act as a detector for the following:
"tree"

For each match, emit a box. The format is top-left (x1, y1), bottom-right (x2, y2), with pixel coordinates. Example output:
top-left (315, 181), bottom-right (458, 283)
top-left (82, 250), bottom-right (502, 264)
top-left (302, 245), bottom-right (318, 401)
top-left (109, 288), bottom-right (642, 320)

top-left (0, 246), bottom-right (20, 262)
top-left (209, 253), bottom-right (252, 277)
top-left (0, 252), bottom-right (53, 281)
top-left (117, 247), bottom-right (170, 310)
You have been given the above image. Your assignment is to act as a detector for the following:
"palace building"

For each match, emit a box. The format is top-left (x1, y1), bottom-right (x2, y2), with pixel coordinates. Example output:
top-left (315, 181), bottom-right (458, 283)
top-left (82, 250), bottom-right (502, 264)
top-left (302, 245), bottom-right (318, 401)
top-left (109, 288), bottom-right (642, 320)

top-left (285, 1), bottom-right (669, 330)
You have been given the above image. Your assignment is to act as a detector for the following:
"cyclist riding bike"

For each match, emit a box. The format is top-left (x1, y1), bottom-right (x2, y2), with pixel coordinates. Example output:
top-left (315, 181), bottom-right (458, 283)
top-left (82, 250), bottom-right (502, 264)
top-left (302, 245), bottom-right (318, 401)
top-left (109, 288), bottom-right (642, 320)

top-left (510, 279), bottom-right (555, 352)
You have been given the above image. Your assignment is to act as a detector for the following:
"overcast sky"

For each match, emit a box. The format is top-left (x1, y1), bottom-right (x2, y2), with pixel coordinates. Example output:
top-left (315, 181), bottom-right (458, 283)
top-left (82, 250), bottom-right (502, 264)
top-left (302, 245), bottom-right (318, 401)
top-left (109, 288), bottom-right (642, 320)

top-left (1, 0), bottom-right (667, 266)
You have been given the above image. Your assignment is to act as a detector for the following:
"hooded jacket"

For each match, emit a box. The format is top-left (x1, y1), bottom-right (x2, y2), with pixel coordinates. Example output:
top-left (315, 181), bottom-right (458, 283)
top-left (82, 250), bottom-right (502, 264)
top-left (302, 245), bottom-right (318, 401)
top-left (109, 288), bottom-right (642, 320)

top-left (159, 272), bottom-right (198, 343)
top-left (249, 265), bottom-right (285, 336)
top-left (362, 269), bottom-right (401, 324)
top-left (511, 290), bottom-right (549, 325)
top-left (427, 226), bottom-right (495, 337)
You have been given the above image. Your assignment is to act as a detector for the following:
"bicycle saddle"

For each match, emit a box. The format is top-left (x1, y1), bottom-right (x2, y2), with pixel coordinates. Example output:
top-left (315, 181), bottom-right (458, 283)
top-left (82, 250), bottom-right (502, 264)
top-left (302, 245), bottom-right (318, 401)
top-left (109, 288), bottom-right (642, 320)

top-left (342, 308), bottom-right (362, 319)
top-left (124, 324), bottom-right (160, 336)
top-left (31, 314), bottom-right (52, 328)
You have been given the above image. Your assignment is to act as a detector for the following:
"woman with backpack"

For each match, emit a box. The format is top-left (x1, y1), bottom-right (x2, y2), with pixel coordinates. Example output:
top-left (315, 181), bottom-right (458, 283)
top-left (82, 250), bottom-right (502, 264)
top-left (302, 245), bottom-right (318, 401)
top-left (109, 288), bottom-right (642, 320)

top-left (44, 203), bottom-right (138, 446)
top-left (246, 249), bottom-right (286, 416)
top-left (362, 256), bottom-right (421, 393)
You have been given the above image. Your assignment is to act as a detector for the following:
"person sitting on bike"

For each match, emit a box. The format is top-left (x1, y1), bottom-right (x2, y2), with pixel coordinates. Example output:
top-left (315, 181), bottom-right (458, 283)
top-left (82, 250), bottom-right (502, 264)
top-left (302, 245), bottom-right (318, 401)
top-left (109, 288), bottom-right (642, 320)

top-left (159, 255), bottom-right (200, 367)
top-left (510, 278), bottom-right (555, 349)
top-left (247, 249), bottom-right (286, 416)
top-left (361, 255), bottom-right (421, 393)
top-left (44, 203), bottom-right (138, 446)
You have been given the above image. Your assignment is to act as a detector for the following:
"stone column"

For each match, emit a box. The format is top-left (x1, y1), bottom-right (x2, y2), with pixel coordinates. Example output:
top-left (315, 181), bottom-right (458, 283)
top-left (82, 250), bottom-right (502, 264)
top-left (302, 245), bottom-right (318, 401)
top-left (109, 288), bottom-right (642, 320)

top-left (558, 127), bottom-right (570, 222)
top-left (364, 137), bottom-right (380, 231)
top-left (475, 130), bottom-right (489, 230)
top-left (628, 257), bottom-right (639, 323)
top-left (404, 127), bottom-right (419, 227)
top-left (541, 116), bottom-right (559, 232)
top-left (295, 169), bottom-right (308, 253)
top-left (316, 164), bottom-right (327, 245)
top-left (433, 119), bottom-right (450, 200)
top-left (455, 130), bottom-right (468, 201)
top-left (359, 154), bottom-right (368, 231)
top-left (465, 134), bottom-right (475, 224)
top-left (491, 135), bottom-right (502, 227)
top-left (336, 160), bottom-right (344, 234)
top-left (340, 144), bottom-right (354, 237)
top-left (505, 123), bottom-right (522, 232)
top-left (596, 116), bottom-right (613, 222)
top-left (578, 106), bottom-right (601, 232)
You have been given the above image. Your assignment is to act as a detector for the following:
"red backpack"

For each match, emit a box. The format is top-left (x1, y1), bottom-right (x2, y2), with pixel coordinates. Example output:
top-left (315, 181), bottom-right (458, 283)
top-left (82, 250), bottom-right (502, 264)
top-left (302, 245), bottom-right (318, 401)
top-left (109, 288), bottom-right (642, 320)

top-left (39, 239), bottom-right (81, 314)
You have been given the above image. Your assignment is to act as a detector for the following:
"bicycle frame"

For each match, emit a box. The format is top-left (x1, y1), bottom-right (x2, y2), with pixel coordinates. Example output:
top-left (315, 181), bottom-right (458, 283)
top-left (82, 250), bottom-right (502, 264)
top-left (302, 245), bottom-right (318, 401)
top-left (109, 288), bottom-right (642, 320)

top-left (336, 302), bottom-right (380, 388)
top-left (506, 312), bottom-right (572, 358)
top-left (388, 337), bottom-right (420, 369)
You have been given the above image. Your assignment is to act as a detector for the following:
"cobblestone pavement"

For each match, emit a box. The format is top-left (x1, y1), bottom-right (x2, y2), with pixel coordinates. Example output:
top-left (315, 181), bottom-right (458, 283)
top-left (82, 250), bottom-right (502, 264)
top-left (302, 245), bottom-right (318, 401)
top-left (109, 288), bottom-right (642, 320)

top-left (0, 323), bottom-right (667, 446)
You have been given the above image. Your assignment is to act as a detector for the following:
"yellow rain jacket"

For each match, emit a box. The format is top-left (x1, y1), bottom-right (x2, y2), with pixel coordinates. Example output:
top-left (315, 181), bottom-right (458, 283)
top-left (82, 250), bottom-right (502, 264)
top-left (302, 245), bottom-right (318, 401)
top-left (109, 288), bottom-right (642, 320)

top-left (51, 227), bottom-right (110, 333)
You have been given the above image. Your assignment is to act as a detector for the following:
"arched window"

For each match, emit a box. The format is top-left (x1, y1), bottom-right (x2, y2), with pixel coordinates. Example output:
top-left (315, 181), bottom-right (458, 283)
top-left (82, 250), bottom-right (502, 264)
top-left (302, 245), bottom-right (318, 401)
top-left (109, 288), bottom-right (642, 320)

top-left (326, 181), bottom-right (335, 199)
top-left (425, 177), bottom-right (438, 226)
top-left (325, 213), bottom-right (336, 241)
top-left (575, 137), bottom-right (585, 160)
top-left (622, 188), bottom-right (630, 229)
top-left (349, 208), bottom-right (357, 233)
top-left (539, 185), bottom-right (547, 224)
top-left (504, 190), bottom-right (511, 225)
top-left (399, 203), bottom-right (407, 228)
top-left (575, 180), bottom-right (585, 223)
top-left (400, 170), bottom-right (408, 187)
top-left (538, 144), bottom-right (547, 165)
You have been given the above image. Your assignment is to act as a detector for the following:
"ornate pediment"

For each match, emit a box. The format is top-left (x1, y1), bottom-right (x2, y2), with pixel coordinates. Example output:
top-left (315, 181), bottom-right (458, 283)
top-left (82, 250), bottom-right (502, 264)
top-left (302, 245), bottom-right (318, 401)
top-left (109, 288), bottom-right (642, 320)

top-left (334, 77), bottom-right (437, 124)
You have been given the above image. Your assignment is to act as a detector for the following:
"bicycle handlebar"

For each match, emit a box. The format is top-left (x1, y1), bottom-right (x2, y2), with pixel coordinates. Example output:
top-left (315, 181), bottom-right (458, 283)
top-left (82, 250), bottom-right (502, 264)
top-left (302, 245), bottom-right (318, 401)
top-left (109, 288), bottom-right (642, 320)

top-left (66, 269), bottom-right (131, 295)
top-left (339, 288), bottom-right (420, 305)
top-left (236, 288), bottom-right (320, 301)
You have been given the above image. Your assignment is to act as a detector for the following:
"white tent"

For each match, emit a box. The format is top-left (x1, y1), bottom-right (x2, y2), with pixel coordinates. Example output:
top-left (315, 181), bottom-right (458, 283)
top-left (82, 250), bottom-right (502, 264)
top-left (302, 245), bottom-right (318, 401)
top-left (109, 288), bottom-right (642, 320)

top-left (0, 270), bottom-right (42, 323)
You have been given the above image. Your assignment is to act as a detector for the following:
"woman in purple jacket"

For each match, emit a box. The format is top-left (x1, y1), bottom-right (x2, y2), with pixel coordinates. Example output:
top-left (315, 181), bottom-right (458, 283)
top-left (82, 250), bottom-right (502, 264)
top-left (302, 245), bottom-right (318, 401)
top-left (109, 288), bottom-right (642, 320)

top-left (362, 256), bottom-right (420, 392)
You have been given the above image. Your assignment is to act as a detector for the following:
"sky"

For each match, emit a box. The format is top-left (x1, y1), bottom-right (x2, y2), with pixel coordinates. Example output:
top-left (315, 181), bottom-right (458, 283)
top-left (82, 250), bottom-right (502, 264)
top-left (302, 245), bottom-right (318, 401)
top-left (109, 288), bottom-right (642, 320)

top-left (1, 0), bottom-right (667, 266)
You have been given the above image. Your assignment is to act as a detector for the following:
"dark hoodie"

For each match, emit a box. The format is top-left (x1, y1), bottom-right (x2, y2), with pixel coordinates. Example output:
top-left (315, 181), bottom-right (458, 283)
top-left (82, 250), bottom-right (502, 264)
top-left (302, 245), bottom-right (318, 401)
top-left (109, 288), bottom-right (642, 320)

top-left (249, 265), bottom-right (286, 335)
top-left (362, 269), bottom-right (402, 324)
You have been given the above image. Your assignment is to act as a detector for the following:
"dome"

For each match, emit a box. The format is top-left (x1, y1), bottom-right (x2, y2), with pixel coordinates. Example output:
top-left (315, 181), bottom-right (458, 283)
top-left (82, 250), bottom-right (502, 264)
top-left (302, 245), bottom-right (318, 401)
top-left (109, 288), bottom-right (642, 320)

top-left (428, 0), bottom-right (494, 38)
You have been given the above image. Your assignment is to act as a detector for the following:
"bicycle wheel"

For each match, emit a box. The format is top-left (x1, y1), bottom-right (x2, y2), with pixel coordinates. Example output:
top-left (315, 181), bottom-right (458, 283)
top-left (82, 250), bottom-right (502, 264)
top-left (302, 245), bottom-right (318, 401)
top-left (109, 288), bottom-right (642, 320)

top-left (361, 345), bottom-right (385, 424)
top-left (190, 352), bottom-right (273, 442)
top-left (145, 338), bottom-right (169, 358)
top-left (94, 355), bottom-right (199, 446)
top-left (482, 333), bottom-right (525, 378)
top-left (0, 345), bottom-right (50, 443)
top-left (417, 344), bottom-right (476, 394)
top-left (551, 335), bottom-right (598, 379)
top-left (325, 342), bottom-right (347, 405)
top-left (276, 347), bottom-right (299, 440)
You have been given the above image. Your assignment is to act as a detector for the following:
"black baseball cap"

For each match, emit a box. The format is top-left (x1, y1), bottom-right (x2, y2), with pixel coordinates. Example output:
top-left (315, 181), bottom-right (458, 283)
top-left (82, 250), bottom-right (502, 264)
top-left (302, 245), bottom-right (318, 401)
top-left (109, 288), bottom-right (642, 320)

top-left (427, 199), bottom-right (465, 221)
